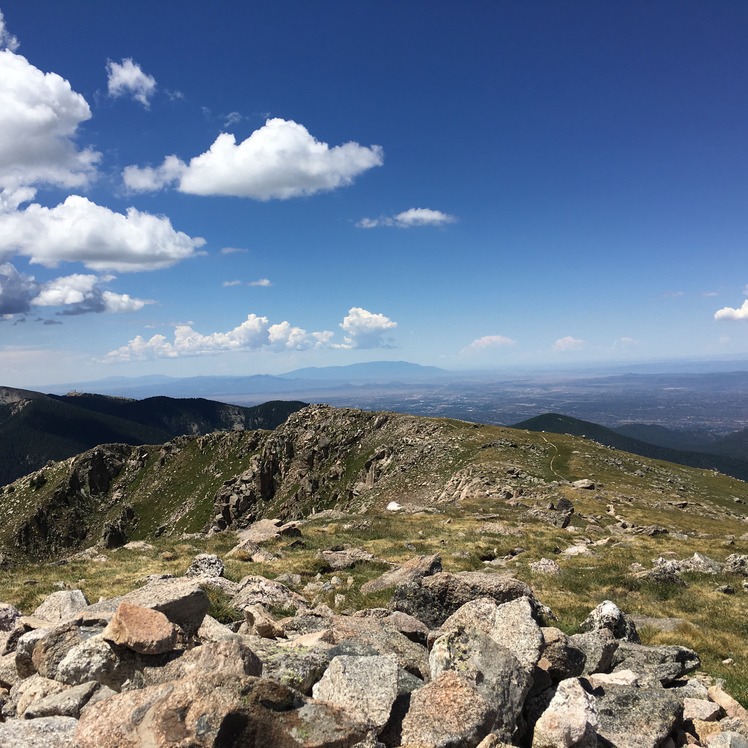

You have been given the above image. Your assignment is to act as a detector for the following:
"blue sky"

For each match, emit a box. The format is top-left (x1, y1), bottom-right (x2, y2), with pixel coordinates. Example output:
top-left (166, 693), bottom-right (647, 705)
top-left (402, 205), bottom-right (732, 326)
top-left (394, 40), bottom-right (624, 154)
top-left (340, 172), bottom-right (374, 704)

top-left (2, 1), bottom-right (748, 387)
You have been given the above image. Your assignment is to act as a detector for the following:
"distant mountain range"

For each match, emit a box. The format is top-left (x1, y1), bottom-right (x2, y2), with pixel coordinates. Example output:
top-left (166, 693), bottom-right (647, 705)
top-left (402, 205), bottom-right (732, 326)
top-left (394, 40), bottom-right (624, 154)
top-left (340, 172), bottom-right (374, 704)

top-left (0, 386), bottom-right (306, 486)
top-left (43, 361), bottom-right (449, 401)
top-left (513, 413), bottom-right (748, 483)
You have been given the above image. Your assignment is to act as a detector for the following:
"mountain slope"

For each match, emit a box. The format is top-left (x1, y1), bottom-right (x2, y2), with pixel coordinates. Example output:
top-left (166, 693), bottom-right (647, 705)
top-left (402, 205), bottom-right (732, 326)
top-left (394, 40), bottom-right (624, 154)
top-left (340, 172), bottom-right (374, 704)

top-left (2, 404), bottom-right (748, 564)
top-left (0, 387), bottom-right (306, 486)
top-left (513, 412), bottom-right (748, 482)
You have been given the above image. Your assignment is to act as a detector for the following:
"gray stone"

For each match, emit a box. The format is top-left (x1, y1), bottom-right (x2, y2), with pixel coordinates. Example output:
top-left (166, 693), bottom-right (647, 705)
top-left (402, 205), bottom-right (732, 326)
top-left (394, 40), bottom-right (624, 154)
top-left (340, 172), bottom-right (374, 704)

top-left (579, 599), bottom-right (640, 642)
top-left (54, 635), bottom-right (117, 687)
top-left (532, 677), bottom-right (597, 748)
top-left (319, 548), bottom-right (376, 571)
top-left (185, 553), bottom-right (225, 578)
top-left (85, 577), bottom-right (210, 635)
top-left (312, 654), bottom-right (399, 730)
top-left (8, 673), bottom-right (67, 717)
top-left (23, 679), bottom-right (101, 718)
top-left (231, 575), bottom-right (311, 616)
top-left (441, 596), bottom-right (543, 675)
top-left (430, 626), bottom-right (528, 740)
top-left (569, 629), bottom-right (618, 675)
top-left (0, 715), bottom-right (78, 748)
top-left (0, 602), bottom-right (21, 631)
top-left (33, 590), bottom-right (89, 624)
top-left (611, 640), bottom-right (700, 685)
top-left (360, 554), bottom-right (442, 595)
top-left (389, 571), bottom-right (534, 628)
top-left (595, 683), bottom-right (683, 748)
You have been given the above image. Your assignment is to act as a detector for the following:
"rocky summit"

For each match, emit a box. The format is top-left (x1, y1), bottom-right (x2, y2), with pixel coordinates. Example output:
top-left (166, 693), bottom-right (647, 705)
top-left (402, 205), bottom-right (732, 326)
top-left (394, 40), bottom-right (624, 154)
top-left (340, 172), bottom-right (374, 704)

top-left (0, 553), bottom-right (745, 747)
top-left (0, 403), bottom-right (747, 745)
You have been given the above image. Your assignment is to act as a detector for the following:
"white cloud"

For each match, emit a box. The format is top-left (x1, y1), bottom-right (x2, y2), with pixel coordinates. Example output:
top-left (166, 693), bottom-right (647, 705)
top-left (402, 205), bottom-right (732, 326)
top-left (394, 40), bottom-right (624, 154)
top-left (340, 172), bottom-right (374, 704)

top-left (616, 336), bottom-right (639, 346)
top-left (0, 194), bottom-right (206, 271)
top-left (0, 10), bottom-right (19, 52)
top-left (220, 246), bottom-right (249, 255)
top-left (223, 280), bottom-right (241, 287)
top-left (106, 313), bottom-right (335, 361)
top-left (0, 47), bottom-right (99, 190)
top-left (461, 334), bottom-right (516, 355)
top-left (357, 207), bottom-right (458, 229)
top-left (106, 58), bottom-right (156, 108)
top-left (714, 300), bottom-right (748, 321)
top-left (248, 278), bottom-right (271, 287)
top-left (123, 118), bottom-right (383, 200)
top-left (32, 273), bottom-right (153, 314)
top-left (338, 307), bottom-right (397, 349)
top-left (553, 336), bottom-right (585, 352)
top-left (123, 154), bottom-right (185, 191)
top-left (0, 262), bottom-right (37, 314)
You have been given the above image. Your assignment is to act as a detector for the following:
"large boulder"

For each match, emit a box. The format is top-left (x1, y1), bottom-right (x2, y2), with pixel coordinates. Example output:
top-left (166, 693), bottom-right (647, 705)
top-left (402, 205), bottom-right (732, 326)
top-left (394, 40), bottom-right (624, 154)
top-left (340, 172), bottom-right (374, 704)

top-left (360, 554), bottom-right (442, 595)
top-left (33, 590), bottom-right (89, 625)
top-left (430, 626), bottom-right (528, 741)
top-left (610, 641), bottom-right (700, 686)
top-left (389, 571), bottom-right (533, 628)
top-left (102, 602), bottom-right (179, 655)
top-left (440, 596), bottom-right (543, 675)
top-left (579, 600), bottom-right (640, 643)
top-left (76, 673), bottom-right (367, 748)
top-left (399, 671), bottom-right (496, 748)
top-left (532, 677), bottom-right (598, 748)
top-left (312, 654), bottom-right (399, 731)
top-left (594, 683), bottom-right (682, 748)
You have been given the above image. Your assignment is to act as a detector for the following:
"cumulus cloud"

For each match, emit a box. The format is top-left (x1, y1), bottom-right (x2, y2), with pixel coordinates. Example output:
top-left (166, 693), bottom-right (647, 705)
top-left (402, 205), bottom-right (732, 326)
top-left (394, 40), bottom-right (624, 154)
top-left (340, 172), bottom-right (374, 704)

top-left (220, 246), bottom-right (249, 255)
top-left (357, 207), bottom-right (458, 229)
top-left (0, 194), bottom-right (205, 271)
top-left (122, 155), bottom-right (184, 192)
top-left (338, 307), bottom-right (397, 349)
top-left (0, 10), bottom-right (19, 51)
top-left (123, 117), bottom-right (383, 199)
top-left (461, 335), bottom-right (516, 355)
top-left (0, 47), bottom-right (99, 190)
top-left (248, 278), bottom-right (271, 287)
top-left (32, 273), bottom-right (152, 314)
top-left (106, 58), bottom-right (156, 108)
top-left (0, 262), bottom-right (37, 314)
top-left (714, 300), bottom-right (748, 321)
top-left (222, 280), bottom-right (242, 287)
top-left (106, 313), bottom-right (334, 361)
top-left (553, 336), bottom-right (585, 352)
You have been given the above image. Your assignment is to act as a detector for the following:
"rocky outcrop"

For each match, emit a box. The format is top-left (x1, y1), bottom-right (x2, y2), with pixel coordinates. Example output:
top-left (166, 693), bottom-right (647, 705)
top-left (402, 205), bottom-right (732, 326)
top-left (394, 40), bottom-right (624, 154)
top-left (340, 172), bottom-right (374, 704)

top-left (0, 560), bottom-right (735, 748)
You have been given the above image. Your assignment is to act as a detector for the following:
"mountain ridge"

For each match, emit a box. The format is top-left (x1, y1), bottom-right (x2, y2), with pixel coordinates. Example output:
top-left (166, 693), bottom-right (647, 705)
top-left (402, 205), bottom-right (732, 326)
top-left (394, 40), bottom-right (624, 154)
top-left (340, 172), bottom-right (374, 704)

top-left (0, 389), bottom-right (306, 486)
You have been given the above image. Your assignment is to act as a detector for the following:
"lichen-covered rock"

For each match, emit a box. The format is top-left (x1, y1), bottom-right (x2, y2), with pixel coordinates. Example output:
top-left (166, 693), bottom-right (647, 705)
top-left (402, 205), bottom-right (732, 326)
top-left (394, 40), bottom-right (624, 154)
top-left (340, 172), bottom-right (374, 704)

top-left (594, 683), bottom-right (683, 748)
top-left (580, 600), bottom-right (640, 642)
top-left (430, 626), bottom-right (528, 740)
top-left (185, 553), bottom-right (225, 578)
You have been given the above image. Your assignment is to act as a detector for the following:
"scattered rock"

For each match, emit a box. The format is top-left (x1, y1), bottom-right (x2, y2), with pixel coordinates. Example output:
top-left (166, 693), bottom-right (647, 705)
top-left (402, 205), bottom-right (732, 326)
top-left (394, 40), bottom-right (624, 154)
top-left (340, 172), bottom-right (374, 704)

top-left (184, 553), bottom-right (225, 578)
